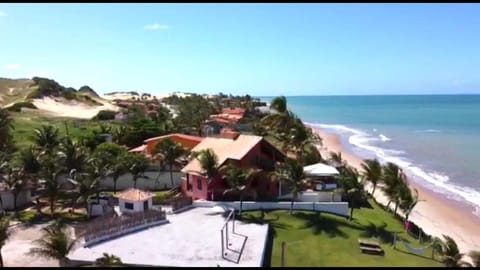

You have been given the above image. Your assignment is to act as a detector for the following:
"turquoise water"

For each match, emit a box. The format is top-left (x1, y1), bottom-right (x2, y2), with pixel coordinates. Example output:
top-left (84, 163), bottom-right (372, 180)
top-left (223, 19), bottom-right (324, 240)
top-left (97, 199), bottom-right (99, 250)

top-left (260, 95), bottom-right (480, 216)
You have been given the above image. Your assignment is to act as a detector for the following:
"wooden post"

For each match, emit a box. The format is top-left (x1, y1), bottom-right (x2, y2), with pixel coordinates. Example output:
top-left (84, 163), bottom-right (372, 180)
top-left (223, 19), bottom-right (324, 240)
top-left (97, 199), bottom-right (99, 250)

top-left (281, 241), bottom-right (285, 267)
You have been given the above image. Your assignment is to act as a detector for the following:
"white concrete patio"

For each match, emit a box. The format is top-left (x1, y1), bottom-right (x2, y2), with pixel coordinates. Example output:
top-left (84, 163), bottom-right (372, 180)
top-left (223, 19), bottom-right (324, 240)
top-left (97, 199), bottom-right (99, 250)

top-left (68, 207), bottom-right (269, 267)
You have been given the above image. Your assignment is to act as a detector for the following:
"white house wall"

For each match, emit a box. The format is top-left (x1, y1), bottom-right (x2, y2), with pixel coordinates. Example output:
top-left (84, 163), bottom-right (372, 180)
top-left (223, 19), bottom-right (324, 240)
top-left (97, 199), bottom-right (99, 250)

top-left (0, 190), bottom-right (32, 211)
top-left (118, 198), bottom-right (153, 213)
top-left (100, 171), bottom-right (183, 190)
top-left (193, 201), bottom-right (349, 217)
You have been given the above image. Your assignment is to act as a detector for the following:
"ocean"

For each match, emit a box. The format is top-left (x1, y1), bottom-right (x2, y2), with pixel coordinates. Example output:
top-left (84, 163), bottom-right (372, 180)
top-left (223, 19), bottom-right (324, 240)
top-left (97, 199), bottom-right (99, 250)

top-left (259, 95), bottom-right (480, 216)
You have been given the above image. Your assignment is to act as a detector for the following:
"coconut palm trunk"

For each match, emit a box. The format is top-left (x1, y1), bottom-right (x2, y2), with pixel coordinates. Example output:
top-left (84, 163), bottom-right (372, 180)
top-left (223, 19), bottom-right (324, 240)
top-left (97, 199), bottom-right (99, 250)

top-left (394, 200), bottom-right (399, 215)
top-left (239, 192), bottom-right (244, 215)
top-left (169, 164), bottom-right (174, 188)
top-left (113, 175), bottom-right (119, 194)
top-left (13, 192), bottom-right (18, 216)
top-left (50, 199), bottom-right (55, 217)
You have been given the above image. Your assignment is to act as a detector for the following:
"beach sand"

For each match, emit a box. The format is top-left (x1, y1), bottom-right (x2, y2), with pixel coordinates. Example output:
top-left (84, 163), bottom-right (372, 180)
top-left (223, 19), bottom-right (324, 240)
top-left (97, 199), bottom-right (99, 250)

top-left (309, 125), bottom-right (480, 257)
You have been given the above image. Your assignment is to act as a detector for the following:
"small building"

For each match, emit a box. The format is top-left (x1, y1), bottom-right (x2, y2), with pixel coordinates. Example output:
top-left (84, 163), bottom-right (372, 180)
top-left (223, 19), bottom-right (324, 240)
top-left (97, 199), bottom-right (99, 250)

top-left (201, 120), bottom-right (228, 137)
top-left (129, 133), bottom-right (203, 159)
top-left (303, 162), bottom-right (340, 191)
top-left (0, 186), bottom-right (33, 211)
top-left (114, 188), bottom-right (154, 214)
top-left (180, 134), bottom-right (285, 201)
top-left (143, 133), bottom-right (203, 156)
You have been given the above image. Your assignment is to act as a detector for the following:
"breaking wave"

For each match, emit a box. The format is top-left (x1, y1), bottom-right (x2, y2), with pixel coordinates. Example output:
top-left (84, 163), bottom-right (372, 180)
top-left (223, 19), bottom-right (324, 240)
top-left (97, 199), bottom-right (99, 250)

top-left (307, 122), bottom-right (480, 215)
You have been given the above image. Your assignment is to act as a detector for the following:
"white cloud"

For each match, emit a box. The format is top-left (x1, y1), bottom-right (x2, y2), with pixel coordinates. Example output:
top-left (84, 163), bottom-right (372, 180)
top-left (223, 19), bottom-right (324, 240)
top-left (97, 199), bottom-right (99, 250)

top-left (144, 23), bottom-right (170, 30)
top-left (0, 12), bottom-right (6, 17)
top-left (3, 64), bottom-right (21, 70)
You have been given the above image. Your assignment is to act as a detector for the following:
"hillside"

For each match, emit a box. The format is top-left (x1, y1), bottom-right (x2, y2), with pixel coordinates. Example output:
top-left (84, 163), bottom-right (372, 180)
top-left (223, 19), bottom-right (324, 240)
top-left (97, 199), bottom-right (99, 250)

top-left (102, 91), bottom-right (191, 101)
top-left (0, 77), bottom-right (119, 119)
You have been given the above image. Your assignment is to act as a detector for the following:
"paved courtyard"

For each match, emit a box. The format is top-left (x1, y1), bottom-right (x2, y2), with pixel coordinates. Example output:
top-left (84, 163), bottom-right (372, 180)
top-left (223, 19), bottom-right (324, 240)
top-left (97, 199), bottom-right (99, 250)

top-left (3, 222), bottom-right (59, 267)
top-left (68, 207), bottom-right (270, 267)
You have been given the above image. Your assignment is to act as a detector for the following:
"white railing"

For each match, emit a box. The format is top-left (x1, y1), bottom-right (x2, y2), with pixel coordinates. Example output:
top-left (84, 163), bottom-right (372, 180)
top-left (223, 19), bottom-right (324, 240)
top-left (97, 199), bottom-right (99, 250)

top-left (193, 200), bottom-right (349, 217)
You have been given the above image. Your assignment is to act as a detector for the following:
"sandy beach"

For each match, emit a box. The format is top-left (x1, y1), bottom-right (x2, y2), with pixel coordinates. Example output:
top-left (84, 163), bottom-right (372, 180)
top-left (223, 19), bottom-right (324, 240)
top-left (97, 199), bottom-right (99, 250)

top-left (309, 125), bottom-right (480, 257)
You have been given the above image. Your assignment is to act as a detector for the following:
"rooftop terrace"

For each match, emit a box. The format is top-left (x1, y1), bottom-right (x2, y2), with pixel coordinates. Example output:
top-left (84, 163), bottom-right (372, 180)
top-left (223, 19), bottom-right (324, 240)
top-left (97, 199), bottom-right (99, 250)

top-left (68, 207), bottom-right (269, 267)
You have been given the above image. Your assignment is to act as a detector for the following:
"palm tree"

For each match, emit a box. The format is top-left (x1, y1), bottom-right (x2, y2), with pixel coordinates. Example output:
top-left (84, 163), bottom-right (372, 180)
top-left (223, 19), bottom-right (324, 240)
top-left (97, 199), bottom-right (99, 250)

top-left (0, 216), bottom-right (12, 267)
top-left (58, 138), bottom-right (88, 173)
top-left (219, 163), bottom-right (255, 214)
top-left (336, 165), bottom-right (364, 220)
top-left (0, 108), bottom-right (14, 152)
top-left (106, 154), bottom-right (128, 194)
top-left (192, 149), bottom-right (219, 200)
top-left (437, 235), bottom-right (471, 267)
top-left (125, 153), bottom-right (150, 189)
top-left (94, 142), bottom-right (129, 194)
top-left (153, 139), bottom-right (186, 188)
top-left (39, 155), bottom-right (64, 216)
top-left (275, 158), bottom-right (304, 215)
top-left (192, 149), bottom-right (219, 180)
top-left (68, 169), bottom-right (99, 217)
top-left (360, 159), bottom-right (382, 196)
top-left (32, 125), bottom-right (61, 152)
top-left (261, 96), bottom-right (296, 134)
top-left (381, 162), bottom-right (409, 215)
top-left (95, 253), bottom-right (123, 267)
top-left (29, 223), bottom-right (77, 267)
top-left (19, 146), bottom-right (43, 214)
top-left (269, 96), bottom-right (287, 113)
top-left (468, 251), bottom-right (480, 267)
top-left (328, 151), bottom-right (346, 169)
top-left (400, 188), bottom-right (419, 220)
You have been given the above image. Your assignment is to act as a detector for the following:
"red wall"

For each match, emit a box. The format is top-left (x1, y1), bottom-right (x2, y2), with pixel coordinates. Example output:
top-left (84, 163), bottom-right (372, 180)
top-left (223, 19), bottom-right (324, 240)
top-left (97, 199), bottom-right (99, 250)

top-left (181, 140), bottom-right (281, 201)
top-left (181, 174), bottom-right (225, 200)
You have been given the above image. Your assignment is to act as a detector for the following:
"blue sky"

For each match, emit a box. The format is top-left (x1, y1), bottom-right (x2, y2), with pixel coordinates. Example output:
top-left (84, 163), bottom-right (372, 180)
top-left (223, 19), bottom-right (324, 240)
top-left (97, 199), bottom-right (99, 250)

top-left (1, 3), bottom-right (480, 96)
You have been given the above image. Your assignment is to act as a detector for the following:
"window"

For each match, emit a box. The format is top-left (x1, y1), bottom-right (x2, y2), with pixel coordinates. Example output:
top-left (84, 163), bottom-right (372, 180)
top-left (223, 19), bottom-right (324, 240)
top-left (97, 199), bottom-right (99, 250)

top-left (143, 200), bottom-right (149, 210)
top-left (197, 178), bottom-right (203, 190)
top-left (124, 202), bottom-right (134, 210)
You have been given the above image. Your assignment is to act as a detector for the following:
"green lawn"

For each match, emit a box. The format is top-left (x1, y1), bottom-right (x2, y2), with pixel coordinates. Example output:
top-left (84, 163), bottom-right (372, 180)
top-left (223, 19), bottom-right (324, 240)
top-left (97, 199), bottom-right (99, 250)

top-left (239, 199), bottom-right (443, 267)
top-left (7, 208), bottom-right (87, 224)
top-left (10, 111), bottom-right (120, 150)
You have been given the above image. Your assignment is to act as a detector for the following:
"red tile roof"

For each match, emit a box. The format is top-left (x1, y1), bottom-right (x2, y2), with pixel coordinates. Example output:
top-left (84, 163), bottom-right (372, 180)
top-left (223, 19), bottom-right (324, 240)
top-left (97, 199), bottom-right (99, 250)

top-left (222, 107), bottom-right (245, 115)
top-left (114, 188), bottom-right (154, 201)
top-left (143, 133), bottom-right (203, 143)
top-left (129, 144), bottom-right (147, 152)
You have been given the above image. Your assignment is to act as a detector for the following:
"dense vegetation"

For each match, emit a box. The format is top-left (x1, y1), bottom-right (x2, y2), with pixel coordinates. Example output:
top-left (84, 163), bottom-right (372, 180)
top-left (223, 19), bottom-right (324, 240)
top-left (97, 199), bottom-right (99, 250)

top-left (25, 77), bottom-right (101, 105)
top-left (0, 91), bottom-right (479, 267)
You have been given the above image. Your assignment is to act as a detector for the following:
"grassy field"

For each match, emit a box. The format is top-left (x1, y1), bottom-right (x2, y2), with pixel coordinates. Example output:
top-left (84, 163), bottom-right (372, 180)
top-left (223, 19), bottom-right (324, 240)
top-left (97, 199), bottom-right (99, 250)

top-left (239, 199), bottom-right (443, 267)
top-left (10, 111), bottom-right (120, 150)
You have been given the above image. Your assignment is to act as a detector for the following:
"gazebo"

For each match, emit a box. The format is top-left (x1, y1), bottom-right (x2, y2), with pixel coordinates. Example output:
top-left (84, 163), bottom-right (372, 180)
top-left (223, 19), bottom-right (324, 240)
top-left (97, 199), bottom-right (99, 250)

top-left (303, 163), bottom-right (340, 191)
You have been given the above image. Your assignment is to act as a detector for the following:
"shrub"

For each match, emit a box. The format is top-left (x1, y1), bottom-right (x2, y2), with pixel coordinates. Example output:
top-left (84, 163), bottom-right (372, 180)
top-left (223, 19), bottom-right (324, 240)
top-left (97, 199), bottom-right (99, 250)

top-left (6, 101), bottom-right (37, 112)
top-left (93, 110), bottom-right (116, 121)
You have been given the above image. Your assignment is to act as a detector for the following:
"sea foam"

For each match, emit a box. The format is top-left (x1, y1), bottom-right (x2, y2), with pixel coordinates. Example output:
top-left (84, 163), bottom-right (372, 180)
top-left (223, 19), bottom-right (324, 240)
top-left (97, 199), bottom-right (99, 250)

top-left (307, 122), bottom-right (480, 215)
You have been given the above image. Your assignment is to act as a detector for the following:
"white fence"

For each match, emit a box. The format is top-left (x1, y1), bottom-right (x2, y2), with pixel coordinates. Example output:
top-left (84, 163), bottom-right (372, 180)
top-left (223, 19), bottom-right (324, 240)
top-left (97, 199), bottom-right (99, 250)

top-left (279, 191), bottom-right (342, 202)
top-left (99, 171), bottom-right (183, 190)
top-left (58, 171), bottom-right (183, 191)
top-left (193, 200), bottom-right (349, 217)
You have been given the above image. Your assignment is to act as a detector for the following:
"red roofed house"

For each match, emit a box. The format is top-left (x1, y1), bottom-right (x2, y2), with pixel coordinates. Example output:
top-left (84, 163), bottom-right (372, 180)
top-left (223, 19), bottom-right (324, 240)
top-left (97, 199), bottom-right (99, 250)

top-left (129, 133), bottom-right (203, 158)
top-left (114, 188), bottom-right (154, 214)
top-left (180, 134), bottom-right (285, 201)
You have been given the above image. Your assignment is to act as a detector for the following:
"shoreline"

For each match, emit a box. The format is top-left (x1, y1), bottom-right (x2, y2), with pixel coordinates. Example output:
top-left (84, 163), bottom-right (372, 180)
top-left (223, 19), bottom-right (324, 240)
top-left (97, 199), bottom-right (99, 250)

top-left (308, 124), bottom-right (480, 256)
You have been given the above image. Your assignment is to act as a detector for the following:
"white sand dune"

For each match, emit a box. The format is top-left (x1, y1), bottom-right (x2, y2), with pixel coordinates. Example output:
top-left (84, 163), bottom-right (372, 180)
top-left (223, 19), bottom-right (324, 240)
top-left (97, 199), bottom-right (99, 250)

top-left (32, 97), bottom-right (119, 119)
top-left (102, 92), bottom-right (190, 101)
